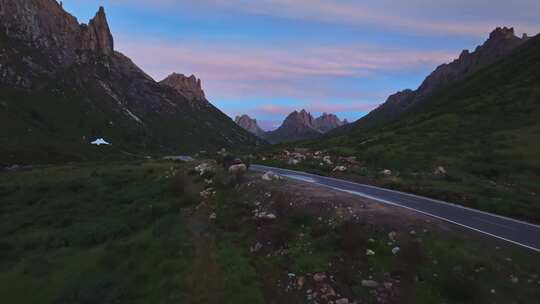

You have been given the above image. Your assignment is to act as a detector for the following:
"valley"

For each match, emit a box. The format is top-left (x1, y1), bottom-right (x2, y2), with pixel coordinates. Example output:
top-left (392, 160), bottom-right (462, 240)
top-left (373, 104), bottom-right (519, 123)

top-left (1, 0), bottom-right (539, 303)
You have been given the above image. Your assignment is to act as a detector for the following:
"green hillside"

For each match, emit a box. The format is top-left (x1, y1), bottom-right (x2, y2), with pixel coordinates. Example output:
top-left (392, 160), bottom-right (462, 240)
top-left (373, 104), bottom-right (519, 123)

top-left (297, 34), bottom-right (540, 221)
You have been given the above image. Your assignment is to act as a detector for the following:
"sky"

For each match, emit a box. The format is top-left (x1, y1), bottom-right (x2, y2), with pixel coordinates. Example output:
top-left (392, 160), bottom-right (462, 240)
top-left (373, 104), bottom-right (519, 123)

top-left (62, 0), bottom-right (540, 130)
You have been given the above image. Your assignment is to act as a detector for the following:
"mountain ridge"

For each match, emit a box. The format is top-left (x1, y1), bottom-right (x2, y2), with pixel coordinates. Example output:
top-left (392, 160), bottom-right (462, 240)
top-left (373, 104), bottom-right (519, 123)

top-left (337, 26), bottom-right (530, 133)
top-left (0, 0), bottom-right (262, 163)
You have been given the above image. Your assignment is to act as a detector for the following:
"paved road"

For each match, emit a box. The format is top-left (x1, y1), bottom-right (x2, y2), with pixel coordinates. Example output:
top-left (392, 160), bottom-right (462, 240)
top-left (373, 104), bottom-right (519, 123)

top-left (251, 164), bottom-right (540, 252)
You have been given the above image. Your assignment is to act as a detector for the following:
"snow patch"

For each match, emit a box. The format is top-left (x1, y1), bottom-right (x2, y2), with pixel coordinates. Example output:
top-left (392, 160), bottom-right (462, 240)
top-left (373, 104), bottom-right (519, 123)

top-left (91, 138), bottom-right (111, 146)
top-left (124, 108), bottom-right (143, 124)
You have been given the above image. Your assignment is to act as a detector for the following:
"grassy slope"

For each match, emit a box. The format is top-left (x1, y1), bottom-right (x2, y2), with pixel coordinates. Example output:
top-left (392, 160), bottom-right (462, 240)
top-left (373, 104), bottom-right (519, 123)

top-left (293, 35), bottom-right (540, 221)
top-left (0, 30), bottom-right (261, 165)
top-left (1, 161), bottom-right (539, 303)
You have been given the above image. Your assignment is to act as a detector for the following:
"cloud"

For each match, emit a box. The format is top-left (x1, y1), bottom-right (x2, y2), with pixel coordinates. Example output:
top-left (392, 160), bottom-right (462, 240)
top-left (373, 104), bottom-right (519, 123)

top-left (253, 102), bottom-right (379, 116)
top-left (117, 37), bottom-right (455, 101)
top-left (123, 0), bottom-right (539, 37)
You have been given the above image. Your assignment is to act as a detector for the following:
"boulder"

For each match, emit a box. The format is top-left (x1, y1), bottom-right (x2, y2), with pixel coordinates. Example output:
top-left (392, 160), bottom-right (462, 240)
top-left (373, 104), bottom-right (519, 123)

top-left (228, 163), bottom-right (247, 177)
top-left (288, 158), bottom-right (301, 165)
top-left (380, 169), bottom-right (392, 176)
top-left (434, 166), bottom-right (447, 175)
top-left (195, 163), bottom-right (214, 176)
top-left (323, 156), bottom-right (333, 165)
top-left (313, 273), bottom-right (327, 282)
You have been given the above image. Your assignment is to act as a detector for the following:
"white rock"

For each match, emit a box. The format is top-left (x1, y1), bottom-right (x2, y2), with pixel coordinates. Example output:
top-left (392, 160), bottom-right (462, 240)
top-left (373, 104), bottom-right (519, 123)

top-left (392, 247), bottom-right (400, 255)
top-left (209, 212), bottom-right (217, 220)
top-left (335, 298), bottom-right (349, 304)
top-left (254, 211), bottom-right (277, 220)
top-left (90, 138), bottom-right (111, 145)
top-left (229, 163), bottom-right (247, 176)
top-left (388, 231), bottom-right (397, 242)
top-left (313, 273), bottom-right (327, 282)
top-left (434, 166), bottom-right (447, 175)
top-left (361, 280), bottom-right (379, 288)
top-left (333, 166), bottom-right (347, 172)
top-left (288, 158), bottom-right (300, 165)
top-left (380, 169), bottom-right (392, 176)
top-left (366, 249), bottom-right (375, 256)
top-left (262, 171), bottom-right (282, 181)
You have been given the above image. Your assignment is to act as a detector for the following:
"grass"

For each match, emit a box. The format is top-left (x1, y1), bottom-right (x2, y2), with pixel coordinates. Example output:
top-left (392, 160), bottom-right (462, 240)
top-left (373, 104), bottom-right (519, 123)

top-left (1, 160), bottom-right (539, 303)
top-left (258, 35), bottom-right (540, 222)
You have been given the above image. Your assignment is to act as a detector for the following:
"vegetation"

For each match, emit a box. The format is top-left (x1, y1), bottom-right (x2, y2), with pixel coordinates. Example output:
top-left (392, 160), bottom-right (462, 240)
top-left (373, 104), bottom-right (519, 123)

top-left (265, 34), bottom-right (540, 222)
top-left (1, 160), bottom-right (538, 303)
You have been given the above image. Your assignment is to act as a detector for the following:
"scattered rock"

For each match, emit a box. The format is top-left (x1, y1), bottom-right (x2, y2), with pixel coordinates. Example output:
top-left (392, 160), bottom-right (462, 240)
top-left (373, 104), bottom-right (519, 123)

top-left (313, 273), bottom-right (327, 282)
top-left (320, 284), bottom-right (336, 299)
top-left (380, 169), bottom-right (392, 176)
top-left (383, 282), bottom-right (393, 289)
top-left (297, 276), bottom-right (305, 290)
top-left (434, 166), bottom-right (447, 175)
top-left (388, 231), bottom-right (397, 242)
top-left (262, 171), bottom-right (283, 181)
top-left (510, 275), bottom-right (519, 284)
top-left (208, 212), bottom-right (217, 220)
top-left (250, 242), bottom-right (263, 253)
top-left (195, 163), bottom-right (213, 176)
top-left (361, 280), bottom-right (379, 288)
top-left (392, 247), bottom-right (400, 255)
top-left (335, 298), bottom-right (349, 304)
top-left (254, 211), bottom-right (277, 220)
top-left (333, 166), bottom-right (347, 172)
top-left (229, 163), bottom-right (247, 177)
top-left (200, 188), bottom-right (216, 199)
top-left (366, 249), bottom-right (376, 256)
top-left (323, 156), bottom-right (333, 165)
top-left (288, 158), bottom-right (301, 165)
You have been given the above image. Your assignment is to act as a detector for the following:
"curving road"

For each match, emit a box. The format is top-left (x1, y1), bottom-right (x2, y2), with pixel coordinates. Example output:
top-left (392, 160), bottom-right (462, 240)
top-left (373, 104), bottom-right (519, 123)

top-left (251, 164), bottom-right (540, 252)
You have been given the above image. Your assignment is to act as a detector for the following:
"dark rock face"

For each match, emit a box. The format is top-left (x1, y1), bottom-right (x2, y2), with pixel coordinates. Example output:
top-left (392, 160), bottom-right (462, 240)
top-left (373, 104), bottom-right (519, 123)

top-left (264, 109), bottom-right (346, 143)
top-left (160, 73), bottom-right (207, 104)
top-left (235, 114), bottom-right (265, 136)
top-left (354, 27), bottom-right (529, 130)
top-left (0, 0), bottom-right (262, 162)
top-left (82, 7), bottom-right (114, 56)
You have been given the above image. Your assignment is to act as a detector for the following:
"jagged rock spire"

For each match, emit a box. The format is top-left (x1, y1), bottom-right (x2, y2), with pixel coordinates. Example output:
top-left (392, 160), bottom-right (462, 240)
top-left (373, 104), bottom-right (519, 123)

top-left (83, 6), bottom-right (114, 55)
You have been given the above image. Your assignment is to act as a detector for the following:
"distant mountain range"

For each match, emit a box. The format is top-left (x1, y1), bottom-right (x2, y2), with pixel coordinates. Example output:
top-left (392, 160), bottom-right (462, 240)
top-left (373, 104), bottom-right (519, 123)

top-left (235, 110), bottom-right (348, 143)
top-left (0, 0), bottom-right (262, 163)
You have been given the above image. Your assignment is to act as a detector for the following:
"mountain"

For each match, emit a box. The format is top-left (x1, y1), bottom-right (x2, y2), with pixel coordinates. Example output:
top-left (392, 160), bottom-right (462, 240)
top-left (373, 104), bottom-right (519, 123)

top-left (0, 0), bottom-right (262, 164)
top-left (263, 109), bottom-right (347, 143)
top-left (313, 112), bottom-right (348, 133)
top-left (342, 27), bottom-right (530, 132)
top-left (234, 114), bottom-right (265, 137)
top-left (159, 73), bottom-right (207, 103)
top-left (308, 30), bottom-right (540, 220)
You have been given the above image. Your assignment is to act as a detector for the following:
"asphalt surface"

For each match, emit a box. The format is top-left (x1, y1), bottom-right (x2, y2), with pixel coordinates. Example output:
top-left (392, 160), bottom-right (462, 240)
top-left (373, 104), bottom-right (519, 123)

top-left (251, 164), bottom-right (540, 252)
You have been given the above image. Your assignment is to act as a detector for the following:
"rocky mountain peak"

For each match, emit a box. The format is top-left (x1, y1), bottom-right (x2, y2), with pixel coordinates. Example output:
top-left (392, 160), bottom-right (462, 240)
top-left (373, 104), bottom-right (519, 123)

top-left (82, 6), bottom-right (114, 55)
top-left (235, 114), bottom-right (265, 136)
top-left (160, 73), bottom-right (206, 102)
top-left (489, 27), bottom-right (516, 40)
top-left (283, 109), bottom-right (315, 129)
top-left (313, 112), bottom-right (348, 133)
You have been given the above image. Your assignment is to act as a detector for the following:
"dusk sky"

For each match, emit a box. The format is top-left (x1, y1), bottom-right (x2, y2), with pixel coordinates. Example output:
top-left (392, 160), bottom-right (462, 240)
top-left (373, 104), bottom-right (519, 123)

top-left (63, 0), bottom-right (540, 130)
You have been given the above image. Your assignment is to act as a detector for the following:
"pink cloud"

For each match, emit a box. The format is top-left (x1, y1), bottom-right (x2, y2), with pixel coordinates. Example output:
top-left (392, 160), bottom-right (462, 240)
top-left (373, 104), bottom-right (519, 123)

top-left (116, 37), bottom-right (454, 101)
top-left (124, 0), bottom-right (539, 37)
